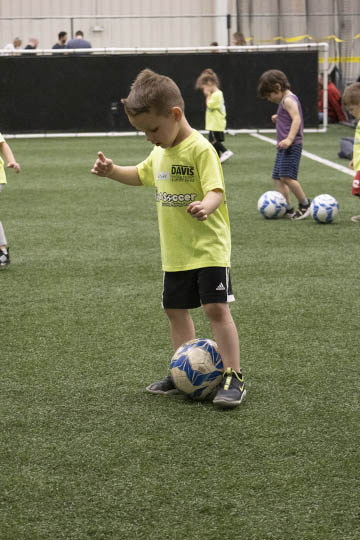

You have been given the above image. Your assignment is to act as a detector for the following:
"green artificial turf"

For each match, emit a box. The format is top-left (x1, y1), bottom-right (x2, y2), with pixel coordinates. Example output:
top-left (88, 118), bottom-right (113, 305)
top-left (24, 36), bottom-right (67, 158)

top-left (0, 125), bottom-right (359, 539)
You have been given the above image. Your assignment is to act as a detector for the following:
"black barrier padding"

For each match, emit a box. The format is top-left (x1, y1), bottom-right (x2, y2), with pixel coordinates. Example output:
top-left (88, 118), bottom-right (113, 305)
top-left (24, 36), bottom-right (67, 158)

top-left (0, 52), bottom-right (318, 133)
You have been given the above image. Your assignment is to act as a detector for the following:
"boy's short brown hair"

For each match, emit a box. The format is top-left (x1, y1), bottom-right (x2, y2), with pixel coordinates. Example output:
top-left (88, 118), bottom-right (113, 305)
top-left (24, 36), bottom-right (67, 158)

top-left (257, 69), bottom-right (290, 98)
top-left (342, 82), bottom-right (360, 108)
top-left (122, 69), bottom-right (184, 117)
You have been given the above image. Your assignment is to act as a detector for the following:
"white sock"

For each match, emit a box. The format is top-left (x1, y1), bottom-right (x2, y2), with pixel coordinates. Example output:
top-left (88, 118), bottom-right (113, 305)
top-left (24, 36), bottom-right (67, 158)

top-left (0, 222), bottom-right (7, 247)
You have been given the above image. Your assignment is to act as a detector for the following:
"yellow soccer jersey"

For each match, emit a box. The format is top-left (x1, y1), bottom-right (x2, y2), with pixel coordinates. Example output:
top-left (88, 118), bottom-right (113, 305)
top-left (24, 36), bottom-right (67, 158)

top-left (354, 120), bottom-right (360, 172)
top-left (205, 89), bottom-right (226, 132)
top-left (0, 133), bottom-right (6, 184)
top-left (137, 130), bottom-right (231, 272)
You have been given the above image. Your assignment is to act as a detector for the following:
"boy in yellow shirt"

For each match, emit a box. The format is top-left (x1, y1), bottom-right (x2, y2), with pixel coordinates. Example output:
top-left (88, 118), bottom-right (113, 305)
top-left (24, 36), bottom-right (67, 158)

top-left (91, 69), bottom-right (246, 409)
top-left (195, 68), bottom-right (233, 163)
top-left (342, 83), bottom-right (360, 222)
top-left (0, 134), bottom-right (21, 267)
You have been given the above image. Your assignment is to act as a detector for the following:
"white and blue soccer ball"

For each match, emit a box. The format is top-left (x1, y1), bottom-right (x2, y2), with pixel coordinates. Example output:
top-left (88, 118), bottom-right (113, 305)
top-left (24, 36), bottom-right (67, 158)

top-left (310, 194), bottom-right (339, 223)
top-left (257, 190), bottom-right (287, 219)
top-left (169, 338), bottom-right (223, 400)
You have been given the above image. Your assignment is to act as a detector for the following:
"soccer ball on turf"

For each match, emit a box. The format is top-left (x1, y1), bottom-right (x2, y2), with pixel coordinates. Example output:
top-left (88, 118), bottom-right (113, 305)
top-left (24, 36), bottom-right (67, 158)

top-left (257, 190), bottom-right (287, 219)
top-left (169, 338), bottom-right (223, 400)
top-left (310, 194), bottom-right (339, 223)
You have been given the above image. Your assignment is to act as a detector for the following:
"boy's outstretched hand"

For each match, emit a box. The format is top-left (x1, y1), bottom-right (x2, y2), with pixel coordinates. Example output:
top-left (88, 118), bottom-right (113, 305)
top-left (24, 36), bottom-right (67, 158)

top-left (91, 151), bottom-right (114, 177)
top-left (7, 161), bottom-right (21, 173)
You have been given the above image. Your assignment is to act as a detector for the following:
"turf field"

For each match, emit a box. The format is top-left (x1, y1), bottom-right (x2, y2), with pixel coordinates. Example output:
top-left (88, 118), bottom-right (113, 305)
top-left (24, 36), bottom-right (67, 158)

top-left (1, 124), bottom-right (359, 540)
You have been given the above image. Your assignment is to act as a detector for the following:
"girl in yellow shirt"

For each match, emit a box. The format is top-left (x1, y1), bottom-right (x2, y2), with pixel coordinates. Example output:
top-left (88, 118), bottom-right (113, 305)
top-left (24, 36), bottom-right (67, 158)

top-left (195, 69), bottom-right (233, 163)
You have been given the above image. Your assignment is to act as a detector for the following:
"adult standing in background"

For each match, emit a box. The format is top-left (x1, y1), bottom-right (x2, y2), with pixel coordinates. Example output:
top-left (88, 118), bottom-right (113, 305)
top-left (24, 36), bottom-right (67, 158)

top-left (66, 31), bottom-right (92, 50)
top-left (52, 31), bottom-right (68, 49)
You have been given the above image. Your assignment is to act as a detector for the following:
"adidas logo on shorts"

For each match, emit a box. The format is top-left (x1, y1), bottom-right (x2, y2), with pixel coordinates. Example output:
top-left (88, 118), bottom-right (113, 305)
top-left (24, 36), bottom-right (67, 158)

top-left (216, 282), bottom-right (226, 291)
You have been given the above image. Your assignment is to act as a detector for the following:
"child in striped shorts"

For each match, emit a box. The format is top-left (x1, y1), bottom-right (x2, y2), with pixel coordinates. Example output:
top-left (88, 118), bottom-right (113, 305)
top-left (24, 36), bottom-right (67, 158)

top-left (257, 69), bottom-right (311, 220)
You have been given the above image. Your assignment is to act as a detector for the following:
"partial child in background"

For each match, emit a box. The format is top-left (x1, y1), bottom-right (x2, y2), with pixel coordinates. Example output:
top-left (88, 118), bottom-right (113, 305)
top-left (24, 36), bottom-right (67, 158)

top-left (91, 69), bottom-right (246, 409)
top-left (257, 69), bottom-right (311, 219)
top-left (0, 134), bottom-right (21, 267)
top-left (342, 82), bottom-right (360, 222)
top-left (232, 31), bottom-right (246, 46)
top-left (195, 69), bottom-right (233, 163)
top-left (318, 74), bottom-right (346, 124)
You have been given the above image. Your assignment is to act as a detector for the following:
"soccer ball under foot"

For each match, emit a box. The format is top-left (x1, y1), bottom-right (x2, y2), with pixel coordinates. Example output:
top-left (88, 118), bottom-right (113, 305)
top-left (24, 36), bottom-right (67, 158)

top-left (169, 338), bottom-right (223, 400)
top-left (257, 190), bottom-right (287, 219)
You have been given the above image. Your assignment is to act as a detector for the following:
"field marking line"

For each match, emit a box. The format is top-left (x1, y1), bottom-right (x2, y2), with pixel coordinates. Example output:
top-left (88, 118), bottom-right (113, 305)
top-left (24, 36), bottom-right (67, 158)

top-left (250, 132), bottom-right (354, 177)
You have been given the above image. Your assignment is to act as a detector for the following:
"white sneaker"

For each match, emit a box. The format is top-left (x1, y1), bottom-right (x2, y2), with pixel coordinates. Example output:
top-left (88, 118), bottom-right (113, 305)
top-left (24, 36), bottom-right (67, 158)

top-left (351, 215), bottom-right (360, 223)
top-left (219, 150), bottom-right (234, 163)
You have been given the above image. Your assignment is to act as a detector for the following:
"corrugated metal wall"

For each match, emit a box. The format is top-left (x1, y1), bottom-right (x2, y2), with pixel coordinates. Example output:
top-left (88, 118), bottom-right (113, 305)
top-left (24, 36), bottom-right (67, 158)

top-left (0, 0), bottom-right (359, 82)
top-left (0, 0), bottom-right (222, 49)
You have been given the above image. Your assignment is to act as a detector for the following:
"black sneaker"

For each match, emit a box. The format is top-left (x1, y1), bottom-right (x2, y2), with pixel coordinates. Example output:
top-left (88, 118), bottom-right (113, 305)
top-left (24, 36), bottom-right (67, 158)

top-left (145, 374), bottom-right (179, 395)
top-left (213, 367), bottom-right (246, 409)
top-left (0, 247), bottom-right (10, 268)
top-left (293, 201), bottom-right (311, 220)
top-left (285, 207), bottom-right (295, 218)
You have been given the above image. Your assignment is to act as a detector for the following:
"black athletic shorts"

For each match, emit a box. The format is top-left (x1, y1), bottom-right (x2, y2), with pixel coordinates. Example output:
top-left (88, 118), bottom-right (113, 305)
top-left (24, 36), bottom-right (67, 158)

top-left (162, 267), bottom-right (235, 309)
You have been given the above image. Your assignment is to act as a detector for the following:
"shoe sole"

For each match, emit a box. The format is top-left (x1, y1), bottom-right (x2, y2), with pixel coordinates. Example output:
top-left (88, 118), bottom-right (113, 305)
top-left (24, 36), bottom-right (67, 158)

top-left (213, 388), bottom-right (247, 409)
top-left (145, 385), bottom-right (179, 395)
top-left (293, 207), bottom-right (311, 220)
top-left (351, 217), bottom-right (360, 223)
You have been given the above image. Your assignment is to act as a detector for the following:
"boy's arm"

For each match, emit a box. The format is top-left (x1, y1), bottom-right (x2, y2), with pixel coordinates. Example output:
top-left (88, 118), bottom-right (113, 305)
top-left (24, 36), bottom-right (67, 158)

top-left (187, 189), bottom-right (223, 221)
top-left (91, 151), bottom-right (142, 186)
top-left (279, 97), bottom-right (301, 149)
top-left (0, 141), bottom-right (20, 172)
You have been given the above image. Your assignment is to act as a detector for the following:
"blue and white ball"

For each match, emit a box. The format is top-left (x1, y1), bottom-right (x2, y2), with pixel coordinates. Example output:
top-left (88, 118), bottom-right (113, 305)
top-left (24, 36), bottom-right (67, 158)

top-left (257, 190), bottom-right (287, 219)
top-left (310, 194), bottom-right (339, 223)
top-left (169, 338), bottom-right (223, 400)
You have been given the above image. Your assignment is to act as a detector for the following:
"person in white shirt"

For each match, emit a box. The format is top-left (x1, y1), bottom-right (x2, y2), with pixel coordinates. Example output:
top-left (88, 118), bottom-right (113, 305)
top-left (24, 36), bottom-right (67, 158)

top-left (2, 37), bottom-right (22, 55)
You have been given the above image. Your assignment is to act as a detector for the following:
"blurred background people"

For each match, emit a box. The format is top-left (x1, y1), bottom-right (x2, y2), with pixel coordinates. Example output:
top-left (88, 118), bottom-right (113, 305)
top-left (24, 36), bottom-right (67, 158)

top-left (232, 31), bottom-right (246, 46)
top-left (52, 31), bottom-right (67, 49)
top-left (66, 30), bottom-right (91, 50)
top-left (2, 37), bottom-right (22, 55)
top-left (24, 38), bottom-right (39, 50)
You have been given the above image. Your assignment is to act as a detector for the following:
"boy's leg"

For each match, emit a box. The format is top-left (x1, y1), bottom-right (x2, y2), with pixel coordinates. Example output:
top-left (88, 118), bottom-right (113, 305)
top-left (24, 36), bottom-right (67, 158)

top-left (282, 177), bottom-right (311, 219)
top-left (203, 302), bottom-right (246, 408)
top-left (145, 309), bottom-right (195, 395)
top-left (0, 221), bottom-right (7, 247)
top-left (146, 270), bottom-right (200, 395)
top-left (276, 145), bottom-right (310, 219)
top-left (0, 221), bottom-right (10, 267)
top-left (146, 309), bottom-right (195, 394)
top-left (273, 179), bottom-right (295, 217)
top-left (202, 302), bottom-right (240, 372)
top-left (274, 178), bottom-right (291, 204)
top-left (283, 177), bottom-right (307, 202)
top-left (165, 308), bottom-right (196, 351)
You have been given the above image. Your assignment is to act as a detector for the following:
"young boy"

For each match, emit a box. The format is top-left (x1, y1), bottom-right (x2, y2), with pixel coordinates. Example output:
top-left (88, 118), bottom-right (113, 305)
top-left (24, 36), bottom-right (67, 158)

top-left (91, 69), bottom-right (246, 409)
top-left (257, 69), bottom-right (311, 219)
top-left (195, 68), bottom-right (233, 163)
top-left (0, 134), bottom-right (21, 267)
top-left (342, 82), bottom-right (360, 222)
